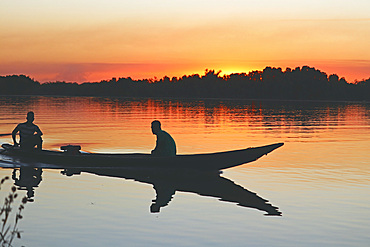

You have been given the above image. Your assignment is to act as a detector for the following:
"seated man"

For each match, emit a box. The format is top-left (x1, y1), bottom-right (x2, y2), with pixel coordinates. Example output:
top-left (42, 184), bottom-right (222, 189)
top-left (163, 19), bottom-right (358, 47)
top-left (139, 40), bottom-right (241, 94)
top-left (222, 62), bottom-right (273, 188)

top-left (151, 120), bottom-right (176, 156)
top-left (12, 111), bottom-right (43, 150)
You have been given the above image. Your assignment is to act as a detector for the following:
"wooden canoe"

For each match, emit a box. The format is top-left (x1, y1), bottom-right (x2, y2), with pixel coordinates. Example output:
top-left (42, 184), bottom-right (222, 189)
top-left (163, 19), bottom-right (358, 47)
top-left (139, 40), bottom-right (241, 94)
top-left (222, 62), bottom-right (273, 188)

top-left (1, 143), bottom-right (283, 171)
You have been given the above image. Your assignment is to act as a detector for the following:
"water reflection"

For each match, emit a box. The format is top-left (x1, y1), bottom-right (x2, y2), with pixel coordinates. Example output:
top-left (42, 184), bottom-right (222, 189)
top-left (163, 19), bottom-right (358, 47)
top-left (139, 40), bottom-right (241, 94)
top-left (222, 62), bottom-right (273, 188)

top-left (1, 96), bottom-right (369, 154)
top-left (12, 167), bottom-right (42, 202)
top-left (3, 165), bottom-right (281, 215)
top-left (61, 168), bottom-right (281, 216)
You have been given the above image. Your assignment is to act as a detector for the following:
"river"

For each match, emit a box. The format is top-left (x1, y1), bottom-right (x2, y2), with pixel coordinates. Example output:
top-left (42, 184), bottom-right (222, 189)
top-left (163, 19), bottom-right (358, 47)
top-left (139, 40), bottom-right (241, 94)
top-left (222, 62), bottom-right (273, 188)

top-left (0, 96), bottom-right (369, 246)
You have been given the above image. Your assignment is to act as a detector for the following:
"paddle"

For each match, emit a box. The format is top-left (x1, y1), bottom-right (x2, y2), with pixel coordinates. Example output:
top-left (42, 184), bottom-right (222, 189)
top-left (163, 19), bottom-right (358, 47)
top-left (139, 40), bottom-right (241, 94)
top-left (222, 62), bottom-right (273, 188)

top-left (0, 133), bottom-right (12, 137)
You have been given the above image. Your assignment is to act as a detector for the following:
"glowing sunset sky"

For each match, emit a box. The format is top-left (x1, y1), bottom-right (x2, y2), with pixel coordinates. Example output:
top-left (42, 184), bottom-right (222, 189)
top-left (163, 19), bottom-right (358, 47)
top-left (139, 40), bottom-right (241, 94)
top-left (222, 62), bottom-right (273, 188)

top-left (1, 0), bottom-right (370, 83)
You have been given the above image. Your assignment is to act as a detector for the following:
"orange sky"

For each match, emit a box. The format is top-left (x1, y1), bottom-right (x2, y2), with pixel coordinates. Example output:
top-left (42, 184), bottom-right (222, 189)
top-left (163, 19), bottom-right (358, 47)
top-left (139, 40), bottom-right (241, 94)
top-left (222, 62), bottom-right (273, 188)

top-left (1, 1), bottom-right (370, 83)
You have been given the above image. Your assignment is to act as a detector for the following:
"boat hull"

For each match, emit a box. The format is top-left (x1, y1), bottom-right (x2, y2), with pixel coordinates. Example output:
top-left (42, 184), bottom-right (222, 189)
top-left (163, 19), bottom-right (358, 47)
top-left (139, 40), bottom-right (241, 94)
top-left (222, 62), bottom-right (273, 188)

top-left (1, 143), bottom-right (284, 170)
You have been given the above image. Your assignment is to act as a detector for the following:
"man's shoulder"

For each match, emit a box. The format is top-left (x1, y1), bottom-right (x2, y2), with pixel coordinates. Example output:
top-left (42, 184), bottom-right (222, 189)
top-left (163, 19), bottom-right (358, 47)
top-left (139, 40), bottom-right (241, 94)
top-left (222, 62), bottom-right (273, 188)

top-left (160, 130), bottom-right (174, 140)
top-left (17, 122), bottom-right (27, 127)
top-left (160, 130), bottom-right (171, 136)
top-left (18, 122), bottom-right (38, 128)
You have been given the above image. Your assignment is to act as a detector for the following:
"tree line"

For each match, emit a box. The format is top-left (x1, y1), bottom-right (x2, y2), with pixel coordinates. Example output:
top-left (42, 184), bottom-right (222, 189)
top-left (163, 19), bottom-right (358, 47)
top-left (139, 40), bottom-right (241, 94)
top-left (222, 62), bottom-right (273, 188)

top-left (0, 66), bottom-right (369, 101)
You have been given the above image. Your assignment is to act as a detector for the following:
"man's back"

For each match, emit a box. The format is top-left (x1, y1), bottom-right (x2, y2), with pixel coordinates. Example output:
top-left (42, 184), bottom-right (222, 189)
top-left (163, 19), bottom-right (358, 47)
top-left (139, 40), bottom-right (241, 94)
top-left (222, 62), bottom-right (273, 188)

top-left (153, 130), bottom-right (176, 156)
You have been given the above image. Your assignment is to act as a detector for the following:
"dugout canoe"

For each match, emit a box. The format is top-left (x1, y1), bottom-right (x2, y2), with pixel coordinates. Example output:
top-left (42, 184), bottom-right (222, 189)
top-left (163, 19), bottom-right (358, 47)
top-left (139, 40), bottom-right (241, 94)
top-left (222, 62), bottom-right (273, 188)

top-left (0, 143), bottom-right (283, 170)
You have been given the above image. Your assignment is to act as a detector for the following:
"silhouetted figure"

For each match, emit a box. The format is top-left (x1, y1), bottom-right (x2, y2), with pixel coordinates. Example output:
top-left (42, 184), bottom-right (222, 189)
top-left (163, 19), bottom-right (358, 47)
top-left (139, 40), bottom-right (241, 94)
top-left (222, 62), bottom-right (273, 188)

top-left (12, 111), bottom-right (43, 150)
top-left (151, 120), bottom-right (176, 156)
top-left (12, 167), bottom-right (43, 202)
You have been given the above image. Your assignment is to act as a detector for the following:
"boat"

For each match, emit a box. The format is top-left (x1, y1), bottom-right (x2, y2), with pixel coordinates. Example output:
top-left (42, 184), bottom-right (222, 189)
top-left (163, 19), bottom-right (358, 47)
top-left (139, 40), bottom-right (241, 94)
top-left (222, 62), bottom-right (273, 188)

top-left (0, 143), bottom-right (284, 170)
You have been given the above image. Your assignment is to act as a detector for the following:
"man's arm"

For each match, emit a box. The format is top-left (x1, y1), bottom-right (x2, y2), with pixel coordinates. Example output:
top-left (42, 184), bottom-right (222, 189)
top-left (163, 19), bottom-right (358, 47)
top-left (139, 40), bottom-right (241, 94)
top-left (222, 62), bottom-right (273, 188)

top-left (35, 125), bottom-right (43, 136)
top-left (12, 125), bottom-right (20, 147)
top-left (152, 134), bottom-right (167, 155)
top-left (151, 137), bottom-right (159, 154)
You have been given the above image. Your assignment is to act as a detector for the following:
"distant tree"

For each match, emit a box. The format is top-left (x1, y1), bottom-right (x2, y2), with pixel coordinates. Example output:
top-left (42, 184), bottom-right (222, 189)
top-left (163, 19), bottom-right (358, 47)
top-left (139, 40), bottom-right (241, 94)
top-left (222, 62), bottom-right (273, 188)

top-left (0, 67), bottom-right (368, 101)
top-left (0, 75), bottom-right (40, 95)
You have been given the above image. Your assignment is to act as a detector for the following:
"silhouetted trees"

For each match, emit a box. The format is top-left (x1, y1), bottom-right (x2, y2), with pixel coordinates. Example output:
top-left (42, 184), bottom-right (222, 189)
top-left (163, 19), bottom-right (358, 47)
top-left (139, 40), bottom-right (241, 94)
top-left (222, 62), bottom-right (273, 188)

top-left (0, 75), bottom-right (40, 95)
top-left (0, 66), bottom-right (369, 101)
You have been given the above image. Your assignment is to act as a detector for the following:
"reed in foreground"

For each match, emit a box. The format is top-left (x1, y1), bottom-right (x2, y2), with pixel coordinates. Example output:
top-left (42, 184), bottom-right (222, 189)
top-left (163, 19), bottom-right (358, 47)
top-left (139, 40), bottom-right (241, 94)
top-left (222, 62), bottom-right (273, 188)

top-left (0, 176), bottom-right (27, 247)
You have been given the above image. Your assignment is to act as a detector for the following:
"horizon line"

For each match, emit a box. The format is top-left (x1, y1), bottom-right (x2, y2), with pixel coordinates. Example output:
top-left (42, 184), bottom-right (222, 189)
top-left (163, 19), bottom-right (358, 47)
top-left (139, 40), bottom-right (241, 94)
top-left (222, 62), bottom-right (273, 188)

top-left (1, 61), bottom-right (369, 84)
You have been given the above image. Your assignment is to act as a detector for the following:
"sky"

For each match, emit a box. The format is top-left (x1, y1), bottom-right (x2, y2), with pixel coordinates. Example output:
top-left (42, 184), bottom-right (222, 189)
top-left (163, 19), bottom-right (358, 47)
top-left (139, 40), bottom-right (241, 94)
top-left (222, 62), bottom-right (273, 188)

top-left (1, 0), bottom-right (370, 83)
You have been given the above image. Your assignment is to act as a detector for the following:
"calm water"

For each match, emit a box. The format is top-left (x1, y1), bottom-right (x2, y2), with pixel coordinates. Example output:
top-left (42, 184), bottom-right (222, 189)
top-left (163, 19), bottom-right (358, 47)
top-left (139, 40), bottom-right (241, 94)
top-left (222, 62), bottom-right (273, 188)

top-left (0, 96), bottom-right (369, 247)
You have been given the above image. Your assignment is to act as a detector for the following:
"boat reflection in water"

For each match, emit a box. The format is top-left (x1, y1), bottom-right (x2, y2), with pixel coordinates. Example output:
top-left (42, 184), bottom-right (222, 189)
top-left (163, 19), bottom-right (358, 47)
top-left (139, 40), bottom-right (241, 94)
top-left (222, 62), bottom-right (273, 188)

top-left (4, 163), bottom-right (281, 215)
top-left (12, 167), bottom-right (42, 202)
top-left (62, 167), bottom-right (282, 216)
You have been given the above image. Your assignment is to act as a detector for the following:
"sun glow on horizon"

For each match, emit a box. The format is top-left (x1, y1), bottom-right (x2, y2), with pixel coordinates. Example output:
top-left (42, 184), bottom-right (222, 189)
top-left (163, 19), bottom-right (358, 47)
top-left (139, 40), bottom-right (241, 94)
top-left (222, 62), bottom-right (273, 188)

top-left (1, 1), bottom-right (369, 83)
top-left (1, 61), bottom-right (369, 84)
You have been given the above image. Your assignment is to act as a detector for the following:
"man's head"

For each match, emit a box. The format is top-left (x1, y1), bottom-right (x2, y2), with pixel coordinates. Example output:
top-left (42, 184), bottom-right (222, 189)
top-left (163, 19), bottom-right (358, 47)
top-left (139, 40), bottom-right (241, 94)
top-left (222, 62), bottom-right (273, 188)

top-left (26, 111), bottom-right (35, 123)
top-left (151, 120), bottom-right (161, 135)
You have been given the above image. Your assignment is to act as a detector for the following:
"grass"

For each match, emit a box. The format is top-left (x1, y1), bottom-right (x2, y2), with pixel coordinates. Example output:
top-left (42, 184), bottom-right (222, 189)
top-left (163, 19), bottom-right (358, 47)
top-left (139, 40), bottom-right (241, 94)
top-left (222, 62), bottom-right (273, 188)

top-left (0, 176), bottom-right (27, 247)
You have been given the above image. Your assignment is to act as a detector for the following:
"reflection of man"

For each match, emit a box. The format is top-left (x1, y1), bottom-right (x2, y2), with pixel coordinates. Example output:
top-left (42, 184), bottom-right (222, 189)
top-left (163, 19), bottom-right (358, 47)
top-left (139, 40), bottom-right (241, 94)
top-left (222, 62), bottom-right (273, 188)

top-left (150, 183), bottom-right (176, 213)
top-left (151, 120), bottom-right (176, 156)
top-left (12, 167), bottom-right (43, 202)
top-left (12, 111), bottom-right (43, 150)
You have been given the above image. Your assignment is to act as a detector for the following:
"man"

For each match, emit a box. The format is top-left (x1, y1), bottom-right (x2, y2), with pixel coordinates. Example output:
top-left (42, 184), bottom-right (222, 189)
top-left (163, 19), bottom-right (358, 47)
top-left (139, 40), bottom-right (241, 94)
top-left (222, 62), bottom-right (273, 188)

top-left (151, 120), bottom-right (176, 156)
top-left (12, 111), bottom-right (43, 150)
